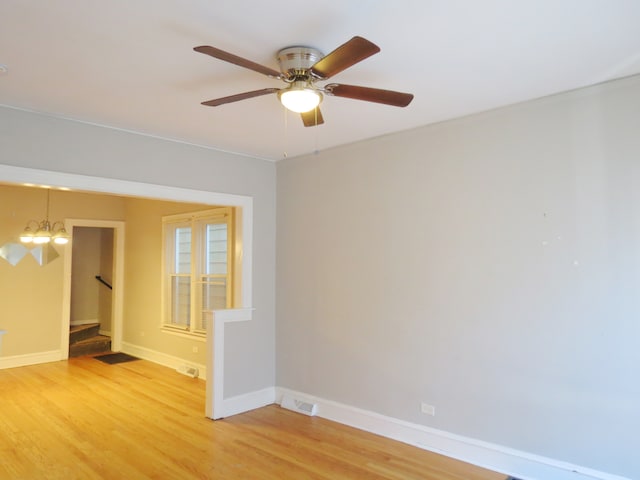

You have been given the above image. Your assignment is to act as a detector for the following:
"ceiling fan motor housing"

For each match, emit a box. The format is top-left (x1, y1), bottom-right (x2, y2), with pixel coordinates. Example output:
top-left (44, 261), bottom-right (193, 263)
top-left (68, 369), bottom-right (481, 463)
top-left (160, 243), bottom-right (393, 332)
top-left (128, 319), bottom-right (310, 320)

top-left (277, 47), bottom-right (324, 80)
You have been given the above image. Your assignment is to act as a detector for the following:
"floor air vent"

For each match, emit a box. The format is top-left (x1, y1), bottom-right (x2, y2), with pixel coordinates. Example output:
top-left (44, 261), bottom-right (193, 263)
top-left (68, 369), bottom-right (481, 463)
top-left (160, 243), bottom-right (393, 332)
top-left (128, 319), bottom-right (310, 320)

top-left (281, 394), bottom-right (318, 416)
top-left (176, 365), bottom-right (199, 378)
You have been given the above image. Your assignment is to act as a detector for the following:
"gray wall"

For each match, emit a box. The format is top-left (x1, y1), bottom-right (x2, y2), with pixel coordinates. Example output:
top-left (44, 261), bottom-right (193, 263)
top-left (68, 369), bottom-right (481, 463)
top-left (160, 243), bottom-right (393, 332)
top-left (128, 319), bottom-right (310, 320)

top-left (276, 75), bottom-right (640, 478)
top-left (0, 106), bottom-right (277, 398)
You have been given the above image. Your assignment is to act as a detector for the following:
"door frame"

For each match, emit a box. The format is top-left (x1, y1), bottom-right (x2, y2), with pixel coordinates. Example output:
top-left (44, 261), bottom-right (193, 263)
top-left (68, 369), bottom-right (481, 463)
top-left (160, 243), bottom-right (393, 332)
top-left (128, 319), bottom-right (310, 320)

top-left (61, 219), bottom-right (125, 358)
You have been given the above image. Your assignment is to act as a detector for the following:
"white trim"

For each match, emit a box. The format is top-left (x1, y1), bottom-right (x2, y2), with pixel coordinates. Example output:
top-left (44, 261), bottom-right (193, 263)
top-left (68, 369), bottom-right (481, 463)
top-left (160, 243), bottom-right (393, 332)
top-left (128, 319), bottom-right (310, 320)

top-left (121, 341), bottom-right (207, 380)
top-left (211, 311), bottom-right (223, 416)
top-left (206, 310), bottom-right (224, 419)
top-left (0, 350), bottom-right (61, 370)
top-left (275, 388), bottom-right (630, 480)
top-left (221, 387), bottom-right (277, 418)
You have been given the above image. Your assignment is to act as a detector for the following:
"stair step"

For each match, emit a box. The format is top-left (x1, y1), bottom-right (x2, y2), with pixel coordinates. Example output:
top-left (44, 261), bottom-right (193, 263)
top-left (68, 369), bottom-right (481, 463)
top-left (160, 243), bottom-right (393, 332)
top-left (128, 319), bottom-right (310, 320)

top-left (70, 323), bottom-right (100, 344)
top-left (69, 335), bottom-right (111, 357)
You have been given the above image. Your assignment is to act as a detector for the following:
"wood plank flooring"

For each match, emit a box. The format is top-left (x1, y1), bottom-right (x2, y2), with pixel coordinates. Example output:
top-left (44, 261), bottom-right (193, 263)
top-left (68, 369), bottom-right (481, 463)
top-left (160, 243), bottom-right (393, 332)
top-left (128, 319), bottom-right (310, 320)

top-left (0, 357), bottom-right (507, 479)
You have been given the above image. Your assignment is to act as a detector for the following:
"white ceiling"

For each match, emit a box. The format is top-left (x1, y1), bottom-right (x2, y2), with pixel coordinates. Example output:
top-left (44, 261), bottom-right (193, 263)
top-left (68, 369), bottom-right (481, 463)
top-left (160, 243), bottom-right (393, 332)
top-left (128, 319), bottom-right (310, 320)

top-left (1, 1), bottom-right (640, 161)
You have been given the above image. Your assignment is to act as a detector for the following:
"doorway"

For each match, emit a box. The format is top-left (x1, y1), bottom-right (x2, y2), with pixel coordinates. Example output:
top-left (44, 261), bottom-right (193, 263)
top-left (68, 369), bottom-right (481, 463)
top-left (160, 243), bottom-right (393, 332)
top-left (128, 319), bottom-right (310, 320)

top-left (61, 219), bottom-right (125, 359)
top-left (69, 226), bottom-right (114, 356)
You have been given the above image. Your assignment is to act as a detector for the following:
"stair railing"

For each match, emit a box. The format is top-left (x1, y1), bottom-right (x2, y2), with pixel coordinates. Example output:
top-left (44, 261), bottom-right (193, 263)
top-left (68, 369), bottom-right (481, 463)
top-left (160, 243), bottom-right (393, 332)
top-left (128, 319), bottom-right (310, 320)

top-left (95, 275), bottom-right (113, 290)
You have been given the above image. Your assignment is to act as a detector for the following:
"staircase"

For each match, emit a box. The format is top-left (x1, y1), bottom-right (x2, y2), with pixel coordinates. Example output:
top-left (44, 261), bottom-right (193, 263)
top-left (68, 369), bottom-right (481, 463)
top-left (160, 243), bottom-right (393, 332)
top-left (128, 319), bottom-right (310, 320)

top-left (69, 323), bottom-right (111, 357)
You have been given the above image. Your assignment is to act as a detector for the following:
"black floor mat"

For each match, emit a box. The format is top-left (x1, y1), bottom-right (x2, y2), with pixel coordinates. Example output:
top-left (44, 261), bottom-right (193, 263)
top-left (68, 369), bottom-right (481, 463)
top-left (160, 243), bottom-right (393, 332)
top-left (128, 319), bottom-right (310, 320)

top-left (93, 352), bottom-right (140, 364)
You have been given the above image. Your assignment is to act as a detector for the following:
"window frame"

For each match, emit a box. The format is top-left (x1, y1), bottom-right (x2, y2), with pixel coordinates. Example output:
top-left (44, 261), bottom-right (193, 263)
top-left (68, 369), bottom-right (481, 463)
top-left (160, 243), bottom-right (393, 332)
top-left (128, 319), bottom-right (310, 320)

top-left (161, 207), bottom-right (235, 337)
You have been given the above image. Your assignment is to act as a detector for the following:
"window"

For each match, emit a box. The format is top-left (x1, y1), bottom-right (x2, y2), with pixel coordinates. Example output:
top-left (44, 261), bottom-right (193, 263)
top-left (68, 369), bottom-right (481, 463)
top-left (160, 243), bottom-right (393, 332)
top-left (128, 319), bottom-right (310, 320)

top-left (162, 207), bottom-right (234, 336)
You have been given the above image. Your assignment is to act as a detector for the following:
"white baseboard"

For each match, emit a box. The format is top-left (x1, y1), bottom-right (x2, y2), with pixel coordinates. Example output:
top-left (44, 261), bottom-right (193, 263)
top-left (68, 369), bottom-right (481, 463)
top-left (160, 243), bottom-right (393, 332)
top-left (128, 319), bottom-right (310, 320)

top-left (275, 388), bottom-right (629, 480)
top-left (0, 350), bottom-right (62, 370)
top-left (121, 341), bottom-right (207, 381)
top-left (222, 387), bottom-right (276, 418)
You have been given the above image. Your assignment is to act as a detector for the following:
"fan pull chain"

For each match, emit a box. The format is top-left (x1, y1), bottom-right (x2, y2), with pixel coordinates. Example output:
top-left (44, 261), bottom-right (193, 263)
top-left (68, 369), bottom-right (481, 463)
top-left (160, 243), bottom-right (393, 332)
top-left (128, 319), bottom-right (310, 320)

top-left (282, 105), bottom-right (288, 159)
top-left (314, 108), bottom-right (319, 154)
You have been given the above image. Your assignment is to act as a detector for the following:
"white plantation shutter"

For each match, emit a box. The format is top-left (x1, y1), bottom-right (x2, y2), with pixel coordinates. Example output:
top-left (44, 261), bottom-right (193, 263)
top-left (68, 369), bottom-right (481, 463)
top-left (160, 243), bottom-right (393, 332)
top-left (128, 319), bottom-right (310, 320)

top-left (170, 226), bottom-right (191, 328)
top-left (195, 222), bottom-right (229, 332)
top-left (162, 208), bottom-right (234, 335)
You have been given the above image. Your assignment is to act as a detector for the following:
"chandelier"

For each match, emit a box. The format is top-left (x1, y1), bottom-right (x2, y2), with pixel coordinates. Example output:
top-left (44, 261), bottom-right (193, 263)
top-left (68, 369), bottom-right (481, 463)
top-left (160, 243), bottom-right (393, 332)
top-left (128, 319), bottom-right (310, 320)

top-left (19, 189), bottom-right (70, 245)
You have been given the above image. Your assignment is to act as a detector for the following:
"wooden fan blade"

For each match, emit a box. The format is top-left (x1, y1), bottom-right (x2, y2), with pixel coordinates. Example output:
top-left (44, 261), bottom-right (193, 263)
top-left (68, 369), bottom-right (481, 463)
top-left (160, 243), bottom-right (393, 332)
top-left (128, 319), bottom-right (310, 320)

top-left (324, 84), bottom-right (414, 107)
top-left (309, 36), bottom-right (380, 80)
top-left (194, 46), bottom-right (282, 79)
top-left (201, 88), bottom-right (280, 107)
top-left (301, 108), bottom-right (324, 127)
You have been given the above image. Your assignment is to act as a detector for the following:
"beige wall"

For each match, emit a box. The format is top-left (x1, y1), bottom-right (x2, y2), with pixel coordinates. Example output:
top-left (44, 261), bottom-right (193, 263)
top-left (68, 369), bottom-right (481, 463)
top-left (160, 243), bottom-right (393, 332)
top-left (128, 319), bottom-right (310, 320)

top-left (122, 198), bottom-right (214, 366)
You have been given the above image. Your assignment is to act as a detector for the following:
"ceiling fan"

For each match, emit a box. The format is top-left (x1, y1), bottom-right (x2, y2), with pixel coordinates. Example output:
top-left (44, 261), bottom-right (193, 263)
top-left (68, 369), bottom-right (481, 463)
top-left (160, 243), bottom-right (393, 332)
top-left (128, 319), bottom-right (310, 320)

top-left (194, 36), bottom-right (414, 127)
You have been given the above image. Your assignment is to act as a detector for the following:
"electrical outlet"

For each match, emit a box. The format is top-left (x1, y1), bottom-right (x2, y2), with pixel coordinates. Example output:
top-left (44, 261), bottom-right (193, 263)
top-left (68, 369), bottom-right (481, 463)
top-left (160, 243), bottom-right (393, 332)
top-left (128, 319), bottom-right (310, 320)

top-left (192, 346), bottom-right (198, 353)
top-left (421, 402), bottom-right (435, 416)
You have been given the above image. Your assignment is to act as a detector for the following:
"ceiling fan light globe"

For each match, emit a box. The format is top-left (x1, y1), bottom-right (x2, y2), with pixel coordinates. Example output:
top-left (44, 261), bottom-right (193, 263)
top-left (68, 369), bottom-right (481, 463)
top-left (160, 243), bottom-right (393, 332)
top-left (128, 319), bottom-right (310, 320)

top-left (279, 88), bottom-right (322, 113)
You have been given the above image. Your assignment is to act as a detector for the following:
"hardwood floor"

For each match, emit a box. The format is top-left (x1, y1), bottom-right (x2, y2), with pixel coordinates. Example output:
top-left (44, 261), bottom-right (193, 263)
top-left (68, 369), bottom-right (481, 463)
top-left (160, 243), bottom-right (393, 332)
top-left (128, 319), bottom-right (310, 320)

top-left (0, 357), bottom-right (507, 479)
